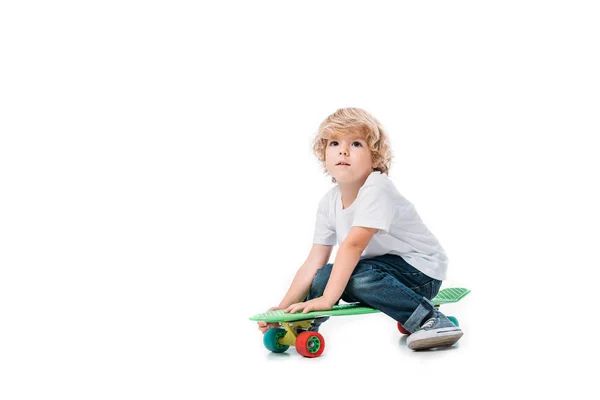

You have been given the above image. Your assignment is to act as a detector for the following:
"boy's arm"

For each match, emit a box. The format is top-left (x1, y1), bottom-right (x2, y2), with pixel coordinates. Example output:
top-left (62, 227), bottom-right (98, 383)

top-left (277, 244), bottom-right (333, 308)
top-left (286, 226), bottom-right (377, 314)
top-left (322, 226), bottom-right (377, 305)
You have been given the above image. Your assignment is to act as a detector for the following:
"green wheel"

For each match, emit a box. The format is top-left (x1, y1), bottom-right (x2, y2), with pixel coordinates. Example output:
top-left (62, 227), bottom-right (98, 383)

top-left (447, 316), bottom-right (459, 327)
top-left (263, 328), bottom-right (289, 353)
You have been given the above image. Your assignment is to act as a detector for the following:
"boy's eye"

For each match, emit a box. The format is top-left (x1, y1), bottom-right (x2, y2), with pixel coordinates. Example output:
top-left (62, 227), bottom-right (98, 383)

top-left (329, 140), bottom-right (363, 147)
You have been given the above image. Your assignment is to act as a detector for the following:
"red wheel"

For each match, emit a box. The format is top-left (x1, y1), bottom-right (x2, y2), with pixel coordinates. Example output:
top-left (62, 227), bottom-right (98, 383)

top-left (296, 331), bottom-right (325, 358)
top-left (397, 322), bottom-right (410, 335)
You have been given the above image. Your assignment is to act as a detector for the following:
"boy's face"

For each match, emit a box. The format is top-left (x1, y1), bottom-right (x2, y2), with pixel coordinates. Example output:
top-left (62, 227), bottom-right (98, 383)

top-left (325, 131), bottom-right (375, 185)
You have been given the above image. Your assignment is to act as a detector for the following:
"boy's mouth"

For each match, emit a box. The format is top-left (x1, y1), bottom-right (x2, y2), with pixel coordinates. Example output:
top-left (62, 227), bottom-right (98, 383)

top-left (336, 162), bottom-right (351, 166)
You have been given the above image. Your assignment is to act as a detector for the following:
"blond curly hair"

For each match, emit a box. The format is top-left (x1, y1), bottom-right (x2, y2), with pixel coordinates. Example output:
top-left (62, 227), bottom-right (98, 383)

top-left (313, 107), bottom-right (393, 183)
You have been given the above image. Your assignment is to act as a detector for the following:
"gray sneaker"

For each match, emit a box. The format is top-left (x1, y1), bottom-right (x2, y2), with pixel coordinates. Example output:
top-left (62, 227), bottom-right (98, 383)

top-left (406, 312), bottom-right (463, 350)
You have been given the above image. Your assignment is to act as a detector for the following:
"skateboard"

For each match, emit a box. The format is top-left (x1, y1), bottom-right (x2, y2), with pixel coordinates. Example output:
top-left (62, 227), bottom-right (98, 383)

top-left (250, 287), bottom-right (470, 358)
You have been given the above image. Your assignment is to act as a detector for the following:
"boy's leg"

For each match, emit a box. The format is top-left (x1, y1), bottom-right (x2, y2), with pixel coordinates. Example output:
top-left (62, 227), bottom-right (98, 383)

top-left (342, 254), bottom-right (462, 350)
top-left (304, 257), bottom-right (439, 333)
top-left (340, 254), bottom-right (441, 333)
top-left (303, 255), bottom-right (462, 350)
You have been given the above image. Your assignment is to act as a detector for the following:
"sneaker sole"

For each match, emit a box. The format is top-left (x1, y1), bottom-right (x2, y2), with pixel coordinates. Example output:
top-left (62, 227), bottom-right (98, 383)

top-left (407, 329), bottom-right (463, 351)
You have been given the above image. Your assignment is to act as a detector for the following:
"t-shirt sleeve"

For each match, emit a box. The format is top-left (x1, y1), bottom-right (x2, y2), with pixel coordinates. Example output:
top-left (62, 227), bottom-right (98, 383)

top-left (351, 185), bottom-right (395, 234)
top-left (312, 194), bottom-right (337, 245)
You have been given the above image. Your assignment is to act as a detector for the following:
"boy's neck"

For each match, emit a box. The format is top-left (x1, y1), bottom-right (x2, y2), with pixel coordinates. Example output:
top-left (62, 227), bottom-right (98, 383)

top-left (338, 175), bottom-right (370, 209)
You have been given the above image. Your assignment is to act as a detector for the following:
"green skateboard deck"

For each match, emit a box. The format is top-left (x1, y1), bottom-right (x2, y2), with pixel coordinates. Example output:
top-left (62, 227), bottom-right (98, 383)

top-left (250, 287), bottom-right (470, 323)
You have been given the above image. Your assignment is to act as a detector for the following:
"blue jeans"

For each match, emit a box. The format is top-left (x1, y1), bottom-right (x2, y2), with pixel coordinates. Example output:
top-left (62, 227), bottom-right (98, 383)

top-left (306, 253), bottom-right (442, 333)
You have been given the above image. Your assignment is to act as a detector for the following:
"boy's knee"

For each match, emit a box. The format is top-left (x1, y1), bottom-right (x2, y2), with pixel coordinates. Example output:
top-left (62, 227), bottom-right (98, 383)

top-left (345, 270), bottom-right (382, 297)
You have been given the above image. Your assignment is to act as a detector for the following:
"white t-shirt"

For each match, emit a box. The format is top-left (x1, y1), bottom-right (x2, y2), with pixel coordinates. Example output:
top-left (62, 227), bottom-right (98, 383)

top-left (313, 171), bottom-right (449, 280)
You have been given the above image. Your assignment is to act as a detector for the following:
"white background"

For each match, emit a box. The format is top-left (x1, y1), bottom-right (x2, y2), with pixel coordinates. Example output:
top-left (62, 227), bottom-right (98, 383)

top-left (1, 1), bottom-right (598, 398)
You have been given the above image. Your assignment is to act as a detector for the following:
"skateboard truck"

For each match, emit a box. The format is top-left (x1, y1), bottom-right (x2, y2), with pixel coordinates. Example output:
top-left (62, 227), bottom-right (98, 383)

top-left (278, 320), bottom-right (313, 346)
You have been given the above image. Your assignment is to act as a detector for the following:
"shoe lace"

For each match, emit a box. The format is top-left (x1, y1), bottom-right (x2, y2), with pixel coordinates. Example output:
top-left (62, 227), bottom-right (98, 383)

top-left (421, 318), bottom-right (436, 329)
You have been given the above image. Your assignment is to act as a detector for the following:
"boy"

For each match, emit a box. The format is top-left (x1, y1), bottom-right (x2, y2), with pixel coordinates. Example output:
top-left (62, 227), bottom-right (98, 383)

top-left (258, 108), bottom-right (463, 351)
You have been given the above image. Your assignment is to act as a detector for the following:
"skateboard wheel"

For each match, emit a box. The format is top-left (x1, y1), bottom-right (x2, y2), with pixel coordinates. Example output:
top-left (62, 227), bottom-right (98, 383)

top-left (397, 322), bottom-right (410, 335)
top-left (263, 328), bottom-right (289, 353)
top-left (296, 331), bottom-right (325, 358)
top-left (447, 316), bottom-right (459, 327)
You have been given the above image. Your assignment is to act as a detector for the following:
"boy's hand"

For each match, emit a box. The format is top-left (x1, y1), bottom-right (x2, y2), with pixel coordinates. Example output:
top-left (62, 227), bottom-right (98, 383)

top-left (285, 296), bottom-right (334, 315)
top-left (257, 307), bottom-right (282, 334)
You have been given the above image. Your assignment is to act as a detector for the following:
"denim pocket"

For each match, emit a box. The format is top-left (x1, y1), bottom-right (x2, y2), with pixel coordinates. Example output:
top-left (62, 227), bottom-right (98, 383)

top-left (411, 279), bottom-right (442, 300)
top-left (398, 268), bottom-right (431, 291)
